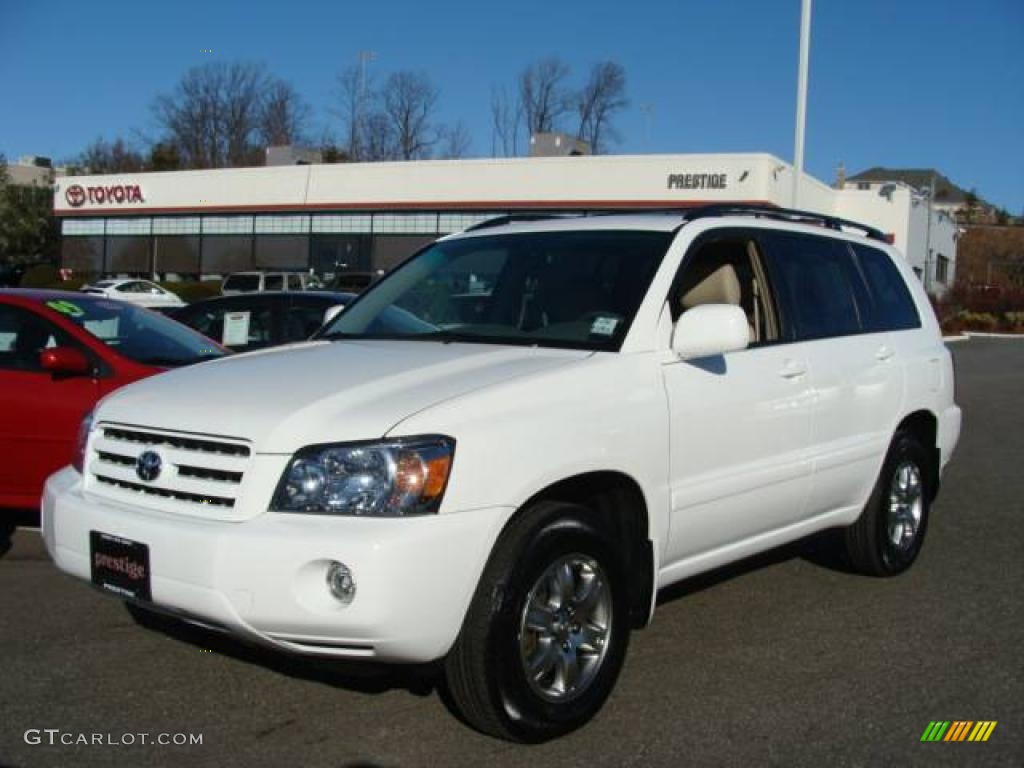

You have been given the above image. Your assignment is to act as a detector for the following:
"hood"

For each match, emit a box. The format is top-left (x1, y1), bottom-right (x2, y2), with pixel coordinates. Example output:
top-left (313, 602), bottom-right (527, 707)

top-left (96, 339), bottom-right (590, 453)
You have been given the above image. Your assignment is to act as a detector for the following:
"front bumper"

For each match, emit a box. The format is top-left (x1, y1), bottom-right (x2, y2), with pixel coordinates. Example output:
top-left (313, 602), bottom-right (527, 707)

top-left (42, 467), bottom-right (510, 662)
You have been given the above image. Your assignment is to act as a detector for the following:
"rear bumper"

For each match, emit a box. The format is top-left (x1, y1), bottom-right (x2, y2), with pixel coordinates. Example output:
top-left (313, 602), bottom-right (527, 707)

top-left (42, 467), bottom-right (510, 662)
top-left (937, 404), bottom-right (962, 474)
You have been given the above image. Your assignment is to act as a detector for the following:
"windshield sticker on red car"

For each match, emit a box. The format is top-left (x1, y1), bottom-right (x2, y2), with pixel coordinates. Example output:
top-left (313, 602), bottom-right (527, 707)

top-left (46, 299), bottom-right (85, 318)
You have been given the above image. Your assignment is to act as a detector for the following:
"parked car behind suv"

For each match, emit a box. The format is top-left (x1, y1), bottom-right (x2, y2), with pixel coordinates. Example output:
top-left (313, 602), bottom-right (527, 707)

top-left (169, 291), bottom-right (352, 353)
top-left (81, 279), bottom-right (185, 310)
top-left (42, 206), bottom-right (960, 742)
top-left (0, 290), bottom-right (225, 511)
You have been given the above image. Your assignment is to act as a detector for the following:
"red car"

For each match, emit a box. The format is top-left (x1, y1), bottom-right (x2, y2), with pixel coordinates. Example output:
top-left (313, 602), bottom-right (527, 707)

top-left (0, 290), bottom-right (226, 511)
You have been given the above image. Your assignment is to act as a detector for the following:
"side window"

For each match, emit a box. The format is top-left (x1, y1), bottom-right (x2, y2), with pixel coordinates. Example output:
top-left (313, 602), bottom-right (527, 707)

top-left (0, 305), bottom-right (72, 372)
top-left (764, 233), bottom-right (867, 341)
top-left (851, 244), bottom-right (921, 331)
top-left (175, 302), bottom-right (272, 350)
top-left (285, 302), bottom-right (329, 341)
top-left (264, 274), bottom-right (284, 291)
top-left (288, 274), bottom-right (303, 291)
top-left (670, 232), bottom-right (781, 345)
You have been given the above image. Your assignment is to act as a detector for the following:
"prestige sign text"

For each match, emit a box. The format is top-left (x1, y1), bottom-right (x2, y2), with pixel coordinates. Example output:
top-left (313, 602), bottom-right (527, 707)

top-left (666, 173), bottom-right (728, 190)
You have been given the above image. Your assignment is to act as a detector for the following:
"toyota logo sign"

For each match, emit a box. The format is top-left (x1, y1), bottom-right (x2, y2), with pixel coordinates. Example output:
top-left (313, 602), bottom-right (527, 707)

top-left (65, 185), bottom-right (87, 207)
top-left (63, 183), bottom-right (144, 208)
top-left (135, 451), bottom-right (162, 483)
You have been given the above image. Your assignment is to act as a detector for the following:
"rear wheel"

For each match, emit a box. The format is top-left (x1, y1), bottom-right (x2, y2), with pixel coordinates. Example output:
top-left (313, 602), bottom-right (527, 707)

top-left (444, 501), bottom-right (631, 742)
top-left (844, 430), bottom-right (931, 576)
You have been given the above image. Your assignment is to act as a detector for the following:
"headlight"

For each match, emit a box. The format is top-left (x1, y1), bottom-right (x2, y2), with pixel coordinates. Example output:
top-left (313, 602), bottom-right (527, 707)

top-left (73, 409), bottom-right (94, 474)
top-left (271, 436), bottom-right (455, 516)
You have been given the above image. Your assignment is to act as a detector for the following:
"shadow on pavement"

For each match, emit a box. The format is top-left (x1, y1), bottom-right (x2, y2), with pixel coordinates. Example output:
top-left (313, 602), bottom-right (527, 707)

top-left (125, 602), bottom-right (443, 699)
top-left (655, 529), bottom-right (856, 608)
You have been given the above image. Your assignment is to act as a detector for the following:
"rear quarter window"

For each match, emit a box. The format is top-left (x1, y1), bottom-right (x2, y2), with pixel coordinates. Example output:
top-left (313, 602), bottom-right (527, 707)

top-left (851, 243), bottom-right (921, 331)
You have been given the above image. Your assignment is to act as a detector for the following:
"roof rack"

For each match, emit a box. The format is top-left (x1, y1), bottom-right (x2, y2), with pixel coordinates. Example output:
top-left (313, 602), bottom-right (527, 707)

top-left (681, 203), bottom-right (888, 242)
top-left (462, 205), bottom-right (888, 242)
top-left (463, 213), bottom-right (582, 232)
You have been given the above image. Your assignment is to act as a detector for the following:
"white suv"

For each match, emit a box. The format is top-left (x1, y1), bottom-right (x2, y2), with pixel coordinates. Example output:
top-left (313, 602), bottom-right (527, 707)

top-left (221, 271), bottom-right (318, 295)
top-left (43, 206), bottom-right (961, 742)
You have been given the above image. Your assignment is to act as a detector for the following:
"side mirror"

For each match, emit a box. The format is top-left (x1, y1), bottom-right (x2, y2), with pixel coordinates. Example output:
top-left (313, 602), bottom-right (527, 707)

top-left (40, 346), bottom-right (92, 376)
top-left (323, 304), bottom-right (346, 325)
top-left (672, 304), bottom-right (750, 360)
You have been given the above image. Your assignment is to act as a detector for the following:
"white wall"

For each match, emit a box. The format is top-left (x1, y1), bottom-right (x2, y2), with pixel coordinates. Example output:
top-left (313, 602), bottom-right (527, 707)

top-left (833, 186), bottom-right (957, 296)
top-left (53, 152), bottom-right (958, 293)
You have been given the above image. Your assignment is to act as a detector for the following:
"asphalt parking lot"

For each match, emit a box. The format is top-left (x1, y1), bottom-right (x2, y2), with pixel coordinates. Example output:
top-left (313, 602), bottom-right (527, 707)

top-left (1, 338), bottom-right (1021, 768)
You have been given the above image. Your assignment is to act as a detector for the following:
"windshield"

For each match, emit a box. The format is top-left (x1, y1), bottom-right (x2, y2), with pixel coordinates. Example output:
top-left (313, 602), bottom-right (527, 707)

top-left (42, 296), bottom-right (226, 366)
top-left (318, 230), bottom-right (670, 351)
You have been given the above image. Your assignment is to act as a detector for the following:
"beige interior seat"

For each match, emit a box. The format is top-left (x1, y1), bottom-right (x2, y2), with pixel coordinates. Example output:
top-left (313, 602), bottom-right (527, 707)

top-left (680, 264), bottom-right (742, 310)
top-left (679, 263), bottom-right (758, 342)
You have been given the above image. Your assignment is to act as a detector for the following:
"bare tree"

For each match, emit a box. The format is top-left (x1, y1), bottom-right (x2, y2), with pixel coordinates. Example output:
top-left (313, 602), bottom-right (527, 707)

top-left (362, 112), bottom-right (397, 161)
top-left (438, 121), bottom-right (472, 159)
top-left (490, 85), bottom-right (522, 157)
top-left (259, 79), bottom-right (310, 147)
top-left (575, 61), bottom-right (628, 154)
top-left (78, 137), bottom-right (145, 173)
top-left (381, 71), bottom-right (440, 160)
top-left (153, 62), bottom-right (266, 168)
top-left (519, 57), bottom-right (572, 136)
top-left (334, 64), bottom-right (376, 161)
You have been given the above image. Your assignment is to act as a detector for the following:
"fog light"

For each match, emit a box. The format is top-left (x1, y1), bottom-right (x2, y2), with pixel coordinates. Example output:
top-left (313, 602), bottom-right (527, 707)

top-left (326, 561), bottom-right (356, 604)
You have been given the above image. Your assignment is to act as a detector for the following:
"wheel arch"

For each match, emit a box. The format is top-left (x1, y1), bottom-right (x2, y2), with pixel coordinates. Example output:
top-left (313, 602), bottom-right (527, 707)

top-left (895, 409), bottom-right (940, 501)
top-left (510, 470), bottom-right (655, 629)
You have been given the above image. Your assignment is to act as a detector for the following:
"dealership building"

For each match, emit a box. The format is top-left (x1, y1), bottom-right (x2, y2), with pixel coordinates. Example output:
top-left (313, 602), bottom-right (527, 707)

top-left (53, 152), bottom-right (958, 292)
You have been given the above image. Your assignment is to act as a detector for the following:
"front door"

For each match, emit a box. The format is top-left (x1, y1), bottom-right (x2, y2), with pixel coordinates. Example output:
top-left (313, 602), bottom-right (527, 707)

top-left (0, 305), bottom-right (100, 507)
top-left (661, 230), bottom-right (814, 567)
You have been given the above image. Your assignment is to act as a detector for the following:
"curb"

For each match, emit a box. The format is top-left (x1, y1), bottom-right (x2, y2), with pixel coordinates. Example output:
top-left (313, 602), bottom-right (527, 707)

top-left (966, 332), bottom-right (1024, 339)
top-left (943, 335), bottom-right (970, 343)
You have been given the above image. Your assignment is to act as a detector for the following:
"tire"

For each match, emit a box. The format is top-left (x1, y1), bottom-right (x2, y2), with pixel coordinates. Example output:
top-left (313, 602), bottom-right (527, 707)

top-left (844, 430), bottom-right (931, 576)
top-left (444, 501), bottom-right (631, 742)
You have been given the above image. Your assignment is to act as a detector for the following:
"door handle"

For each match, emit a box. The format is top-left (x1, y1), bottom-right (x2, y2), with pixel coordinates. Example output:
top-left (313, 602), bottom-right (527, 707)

top-left (875, 345), bottom-right (895, 362)
top-left (778, 359), bottom-right (807, 379)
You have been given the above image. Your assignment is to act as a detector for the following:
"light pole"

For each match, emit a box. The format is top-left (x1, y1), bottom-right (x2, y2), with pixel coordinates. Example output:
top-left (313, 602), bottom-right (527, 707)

top-left (792, 0), bottom-right (812, 207)
top-left (923, 172), bottom-right (935, 293)
top-left (639, 103), bottom-right (655, 151)
top-left (355, 50), bottom-right (376, 158)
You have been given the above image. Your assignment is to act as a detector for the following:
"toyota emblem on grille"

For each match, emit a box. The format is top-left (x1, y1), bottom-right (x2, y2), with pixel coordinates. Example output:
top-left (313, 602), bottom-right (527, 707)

top-left (135, 451), bottom-right (162, 482)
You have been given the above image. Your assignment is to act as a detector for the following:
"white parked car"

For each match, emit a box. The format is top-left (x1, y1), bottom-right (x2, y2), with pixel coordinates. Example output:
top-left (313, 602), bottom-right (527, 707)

top-left (81, 279), bottom-right (185, 310)
top-left (43, 206), bottom-right (961, 742)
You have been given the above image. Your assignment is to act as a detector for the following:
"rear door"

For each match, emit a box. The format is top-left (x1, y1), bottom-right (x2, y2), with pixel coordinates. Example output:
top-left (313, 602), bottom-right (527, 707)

top-left (762, 231), bottom-right (904, 516)
top-left (0, 304), bottom-right (100, 506)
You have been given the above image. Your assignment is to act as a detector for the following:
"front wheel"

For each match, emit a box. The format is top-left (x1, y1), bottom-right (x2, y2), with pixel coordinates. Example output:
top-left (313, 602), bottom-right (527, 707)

top-left (444, 501), bottom-right (631, 742)
top-left (844, 430), bottom-right (931, 576)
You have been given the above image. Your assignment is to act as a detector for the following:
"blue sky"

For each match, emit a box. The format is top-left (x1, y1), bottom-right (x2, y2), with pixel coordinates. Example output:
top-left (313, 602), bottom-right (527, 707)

top-left (2, 0), bottom-right (1022, 211)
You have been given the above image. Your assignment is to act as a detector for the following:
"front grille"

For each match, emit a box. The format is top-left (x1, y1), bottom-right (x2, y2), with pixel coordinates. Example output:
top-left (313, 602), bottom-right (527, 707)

top-left (102, 427), bottom-right (250, 457)
top-left (87, 424), bottom-right (252, 518)
top-left (94, 475), bottom-right (235, 508)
